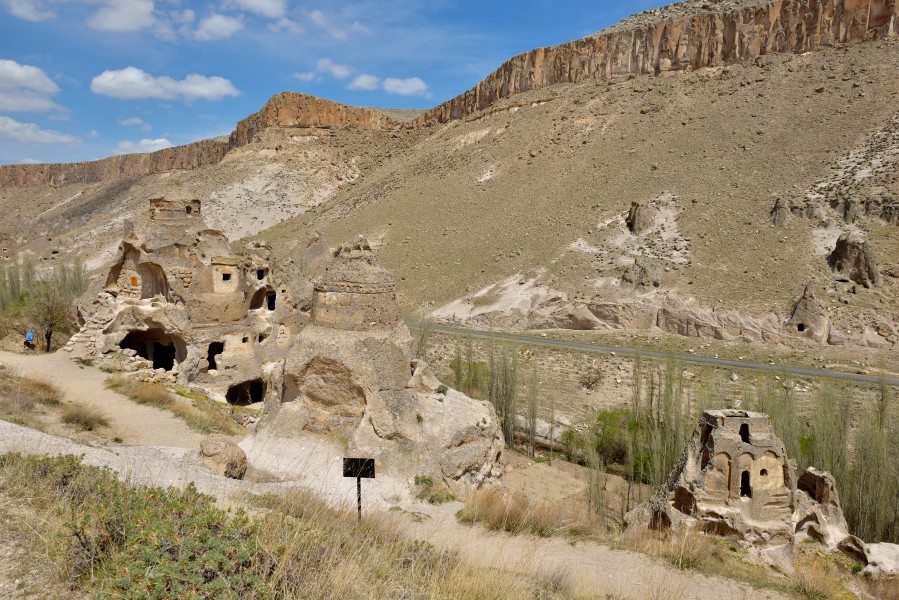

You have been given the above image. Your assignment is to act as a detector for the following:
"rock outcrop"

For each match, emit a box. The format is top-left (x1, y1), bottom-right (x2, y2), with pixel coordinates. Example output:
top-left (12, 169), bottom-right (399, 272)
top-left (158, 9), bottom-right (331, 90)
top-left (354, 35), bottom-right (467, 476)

top-left (828, 233), bottom-right (882, 287)
top-left (0, 139), bottom-right (230, 188)
top-left (770, 197), bottom-right (791, 227)
top-left (415, 0), bottom-right (898, 125)
top-left (784, 284), bottom-right (830, 343)
top-left (625, 200), bottom-right (655, 235)
top-left (621, 257), bottom-right (662, 291)
top-left (228, 92), bottom-right (398, 147)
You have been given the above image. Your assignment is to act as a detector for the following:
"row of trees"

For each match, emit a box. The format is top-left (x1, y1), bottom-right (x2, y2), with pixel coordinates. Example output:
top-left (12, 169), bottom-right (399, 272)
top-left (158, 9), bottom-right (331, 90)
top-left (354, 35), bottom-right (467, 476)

top-left (0, 256), bottom-right (88, 352)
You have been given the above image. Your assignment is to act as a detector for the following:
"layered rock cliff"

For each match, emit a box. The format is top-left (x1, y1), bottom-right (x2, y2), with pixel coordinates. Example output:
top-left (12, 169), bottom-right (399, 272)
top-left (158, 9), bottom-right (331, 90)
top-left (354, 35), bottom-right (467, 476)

top-left (228, 92), bottom-right (398, 146)
top-left (0, 139), bottom-right (231, 188)
top-left (0, 93), bottom-right (397, 188)
top-left (414, 0), bottom-right (898, 124)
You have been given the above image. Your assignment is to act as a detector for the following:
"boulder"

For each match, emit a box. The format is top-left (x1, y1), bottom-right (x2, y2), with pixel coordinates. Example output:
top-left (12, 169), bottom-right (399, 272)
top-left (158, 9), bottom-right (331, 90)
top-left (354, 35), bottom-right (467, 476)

top-left (199, 434), bottom-right (248, 479)
top-left (625, 200), bottom-right (655, 235)
top-left (793, 468), bottom-right (857, 553)
top-left (828, 233), bottom-right (881, 288)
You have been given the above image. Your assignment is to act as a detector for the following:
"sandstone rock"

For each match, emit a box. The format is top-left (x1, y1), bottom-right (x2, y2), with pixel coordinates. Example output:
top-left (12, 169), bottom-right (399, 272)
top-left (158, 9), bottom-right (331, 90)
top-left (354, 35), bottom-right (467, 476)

top-left (199, 434), bottom-right (248, 479)
top-left (625, 200), bottom-right (655, 235)
top-left (793, 468), bottom-right (854, 552)
top-left (408, 359), bottom-right (442, 392)
top-left (625, 410), bottom-right (796, 546)
top-left (0, 360), bottom-right (5, 370)
top-left (863, 543), bottom-right (899, 577)
top-left (770, 198), bottom-right (792, 227)
top-left (621, 257), bottom-right (662, 291)
top-left (828, 233), bottom-right (881, 288)
top-left (784, 284), bottom-right (830, 343)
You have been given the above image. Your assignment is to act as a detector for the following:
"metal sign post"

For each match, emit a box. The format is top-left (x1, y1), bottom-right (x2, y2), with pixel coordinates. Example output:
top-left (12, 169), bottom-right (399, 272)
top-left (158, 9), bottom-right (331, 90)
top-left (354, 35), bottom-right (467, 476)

top-left (342, 457), bottom-right (375, 520)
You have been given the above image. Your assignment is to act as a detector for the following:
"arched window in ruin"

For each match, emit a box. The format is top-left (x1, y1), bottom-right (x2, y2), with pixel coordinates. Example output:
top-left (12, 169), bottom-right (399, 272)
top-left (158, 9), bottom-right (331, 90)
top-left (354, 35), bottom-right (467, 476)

top-left (266, 291), bottom-right (276, 311)
top-left (137, 263), bottom-right (170, 301)
top-left (739, 423), bottom-right (750, 443)
top-left (207, 342), bottom-right (224, 370)
top-left (740, 470), bottom-right (752, 498)
top-left (119, 329), bottom-right (186, 371)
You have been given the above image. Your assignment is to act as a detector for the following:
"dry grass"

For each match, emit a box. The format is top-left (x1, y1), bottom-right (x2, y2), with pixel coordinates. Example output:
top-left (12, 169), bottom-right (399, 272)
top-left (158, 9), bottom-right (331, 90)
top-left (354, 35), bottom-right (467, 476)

top-left (0, 371), bottom-right (65, 430)
top-left (0, 454), bottom-right (588, 599)
top-left (105, 373), bottom-right (242, 435)
top-left (863, 577), bottom-right (899, 600)
top-left (60, 404), bottom-right (108, 431)
top-left (458, 487), bottom-right (596, 537)
top-left (792, 555), bottom-right (850, 599)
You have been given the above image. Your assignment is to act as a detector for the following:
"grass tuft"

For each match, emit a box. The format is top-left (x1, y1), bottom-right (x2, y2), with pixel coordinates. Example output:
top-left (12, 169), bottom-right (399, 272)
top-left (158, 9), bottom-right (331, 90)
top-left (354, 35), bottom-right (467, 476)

top-left (61, 404), bottom-right (108, 431)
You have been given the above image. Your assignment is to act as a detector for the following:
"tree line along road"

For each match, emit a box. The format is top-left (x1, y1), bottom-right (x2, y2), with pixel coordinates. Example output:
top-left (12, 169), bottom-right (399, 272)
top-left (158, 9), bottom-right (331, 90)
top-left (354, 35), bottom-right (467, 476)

top-left (414, 323), bottom-right (899, 387)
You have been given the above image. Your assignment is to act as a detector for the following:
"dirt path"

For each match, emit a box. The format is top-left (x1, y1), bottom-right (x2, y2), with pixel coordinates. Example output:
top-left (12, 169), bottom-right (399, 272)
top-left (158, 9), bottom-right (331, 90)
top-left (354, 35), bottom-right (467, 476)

top-left (0, 350), bottom-right (202, 449)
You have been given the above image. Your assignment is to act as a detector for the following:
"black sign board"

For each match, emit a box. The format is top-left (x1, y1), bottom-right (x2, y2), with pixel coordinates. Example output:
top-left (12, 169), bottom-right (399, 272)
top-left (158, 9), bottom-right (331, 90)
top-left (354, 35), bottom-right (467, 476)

top-left (343, 457), bottom-right (375, 520)
top-left (343, 457), bottom-right (375, 479)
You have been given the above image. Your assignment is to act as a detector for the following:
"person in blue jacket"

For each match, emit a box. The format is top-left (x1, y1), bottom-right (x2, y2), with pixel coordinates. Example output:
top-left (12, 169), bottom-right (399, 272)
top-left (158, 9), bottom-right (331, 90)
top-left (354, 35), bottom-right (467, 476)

top-left (24, 330), bottom-right (35, 350)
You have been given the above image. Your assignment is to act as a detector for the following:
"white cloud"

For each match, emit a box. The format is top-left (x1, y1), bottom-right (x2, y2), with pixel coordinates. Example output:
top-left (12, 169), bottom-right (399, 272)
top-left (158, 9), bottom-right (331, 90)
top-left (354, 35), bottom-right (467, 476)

top-left (88, 130), bottom-right (99, 138)
top-left (18, 157), bottom-right (42, 164)
top-left (0, 115), bottom-right (76, 144)
top-left (119, 116), bottom-right (151, 131)
top-left (0, 59), bottom-right (62, 112)
top-left (294, 71), bottom-right (316, 82)
top-left (269, 17), bottom-right (301, 34)
top-left (194, 13), bottom-right (244, 40)
top-left (308, 10), bottom-right (346, 41)
top-left (88, 0), bottom-right (155, 32)
top-left (229, 0), bottom-right (285, 19)
top-left (113, 137), bottom-right (173, 155)
top-left (383, 76), bottom-right (429, 96)
top-left (91, 67), bottom-right (240, 102)
top-left (316, 58), bottom-right (351, 79)
top-left (348, 74), bottom-right (379, 91)
top-left (2, 0), bottom-right (55, 21)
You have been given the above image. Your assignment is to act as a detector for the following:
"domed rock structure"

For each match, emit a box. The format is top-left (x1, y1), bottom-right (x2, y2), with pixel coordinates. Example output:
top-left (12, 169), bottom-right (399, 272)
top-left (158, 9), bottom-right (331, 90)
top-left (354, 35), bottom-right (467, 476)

top-left (263, 237), bottom-right (504, 491)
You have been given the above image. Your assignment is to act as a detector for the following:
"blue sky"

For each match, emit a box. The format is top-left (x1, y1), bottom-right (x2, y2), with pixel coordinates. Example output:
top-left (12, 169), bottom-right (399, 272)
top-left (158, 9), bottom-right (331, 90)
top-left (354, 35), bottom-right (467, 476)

top-left (0, 1), bottom-right (660, 166)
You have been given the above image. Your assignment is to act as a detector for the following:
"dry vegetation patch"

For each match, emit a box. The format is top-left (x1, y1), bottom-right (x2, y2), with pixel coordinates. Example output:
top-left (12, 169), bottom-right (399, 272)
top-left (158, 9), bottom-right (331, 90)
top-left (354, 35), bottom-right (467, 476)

top-left (105, 373), bottom-right (243, 436)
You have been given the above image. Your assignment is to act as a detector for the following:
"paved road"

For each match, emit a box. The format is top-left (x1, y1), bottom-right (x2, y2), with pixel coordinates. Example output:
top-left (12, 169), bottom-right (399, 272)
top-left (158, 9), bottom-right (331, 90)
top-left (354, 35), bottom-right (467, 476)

top-left (419, 323), bottom-right (899, 387)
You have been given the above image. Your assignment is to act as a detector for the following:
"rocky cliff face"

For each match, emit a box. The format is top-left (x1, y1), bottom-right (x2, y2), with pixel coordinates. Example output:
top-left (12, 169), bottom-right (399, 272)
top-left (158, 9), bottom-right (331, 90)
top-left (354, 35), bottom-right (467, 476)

top-left (414, 0), bottom-right (899, 124)
top-left (229, 92), bottom-right (398, 146)
top-left (0, 93), bottom-right (397, 188)
top-left (0, 139), bottom-right (231, 188)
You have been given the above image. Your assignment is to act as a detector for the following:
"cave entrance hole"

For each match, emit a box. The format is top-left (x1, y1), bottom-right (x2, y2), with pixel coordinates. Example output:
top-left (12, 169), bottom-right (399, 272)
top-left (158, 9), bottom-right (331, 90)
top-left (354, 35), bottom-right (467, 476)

top-left (207, 342), bottom-right (224, 370)
top-left (226, 379), bottom-right (266, 406)
top-left (739, 423), bottom-right (750, 443)
top-left (740, 470), bottom-right (752, 498)
top-left (119, 329), bottom-right (185, 371)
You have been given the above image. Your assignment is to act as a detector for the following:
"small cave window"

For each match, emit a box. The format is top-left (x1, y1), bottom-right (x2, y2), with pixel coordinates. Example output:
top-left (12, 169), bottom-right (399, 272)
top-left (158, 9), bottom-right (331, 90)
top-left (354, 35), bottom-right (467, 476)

top-left (186, 206), bottom-right (192, 215)
top-left (266, 291), bottom-right (276, 311)
top-left (222, 273), bottom-right (232, 282)
top-left (256, 269), bottom-right (266, 280)
top-left (259, 333), bottom-right (269, 343)
top-left (740, 470), bottom-right (752, 498)
top-left (207, 342), bottom-right (224, 370)
top-left (760, 469), bottom-right (768, 478)
top-left (797, 323), bottom-right (806, 332)
top-left (242, 336), bottom-right (249, 344)
top-left (739, 423), bottom-right (750, 443)
top-left (226, 379), bottom-right (266, 405)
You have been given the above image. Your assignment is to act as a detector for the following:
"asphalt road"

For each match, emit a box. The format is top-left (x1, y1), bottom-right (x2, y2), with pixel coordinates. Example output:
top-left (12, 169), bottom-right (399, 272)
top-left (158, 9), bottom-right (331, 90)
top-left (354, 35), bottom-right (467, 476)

top-left (419, 323), bottom-right (899, 387)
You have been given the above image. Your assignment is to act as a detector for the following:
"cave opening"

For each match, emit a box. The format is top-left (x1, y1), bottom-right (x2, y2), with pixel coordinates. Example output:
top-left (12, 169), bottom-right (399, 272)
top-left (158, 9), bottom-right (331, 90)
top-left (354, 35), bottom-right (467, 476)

top-left (119, 329), bottom-right (185, 371)
top-left (207, 342), bottom-right (224, 370)
top-left (226, 379), bottom-right (266, 405)
top-left (740, 470), bottom-right (752, 498)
